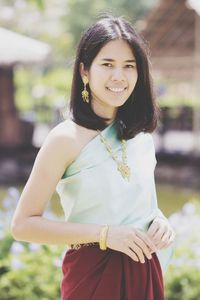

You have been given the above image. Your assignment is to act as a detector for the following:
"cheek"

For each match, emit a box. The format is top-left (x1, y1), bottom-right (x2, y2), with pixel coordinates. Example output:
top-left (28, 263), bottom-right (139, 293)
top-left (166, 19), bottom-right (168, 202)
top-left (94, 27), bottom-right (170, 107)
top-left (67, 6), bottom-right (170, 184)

top-left (128, 72), bottom-right (138, 90)
top-left (89, 65), bottom-right (105, 78)
top-left (130, 70), bottom-right (138, 83)
top-left (89, 68), bottom-right (106, 88)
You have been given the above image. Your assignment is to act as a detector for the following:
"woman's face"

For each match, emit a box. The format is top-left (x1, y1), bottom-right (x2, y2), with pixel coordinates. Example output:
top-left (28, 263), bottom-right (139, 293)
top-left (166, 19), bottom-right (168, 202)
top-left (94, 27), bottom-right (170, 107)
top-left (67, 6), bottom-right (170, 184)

top-left (80, 39), bottom-right (138, 119)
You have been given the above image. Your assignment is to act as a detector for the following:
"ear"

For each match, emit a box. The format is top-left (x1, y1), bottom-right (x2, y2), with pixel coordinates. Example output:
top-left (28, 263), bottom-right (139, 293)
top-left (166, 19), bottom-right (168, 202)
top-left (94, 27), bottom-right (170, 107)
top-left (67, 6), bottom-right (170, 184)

top-left (79, 62), bottom-right (89, 81)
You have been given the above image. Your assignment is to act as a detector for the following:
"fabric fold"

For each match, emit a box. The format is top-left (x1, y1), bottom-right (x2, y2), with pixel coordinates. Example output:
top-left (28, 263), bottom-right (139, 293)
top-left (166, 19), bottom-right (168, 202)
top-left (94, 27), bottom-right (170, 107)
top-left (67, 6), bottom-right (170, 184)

top-left (56, 121), bottom-right (175, 276)
top-left (61, 244), bottom-right (164, 300)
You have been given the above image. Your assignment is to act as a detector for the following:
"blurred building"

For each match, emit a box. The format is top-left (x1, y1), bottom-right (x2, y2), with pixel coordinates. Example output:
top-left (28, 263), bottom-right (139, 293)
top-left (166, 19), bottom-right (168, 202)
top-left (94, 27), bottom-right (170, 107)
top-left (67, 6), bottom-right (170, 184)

top-left (139, 0), bottom-right (200, 156)
top-left (0, 27), bottom-right (50, 149)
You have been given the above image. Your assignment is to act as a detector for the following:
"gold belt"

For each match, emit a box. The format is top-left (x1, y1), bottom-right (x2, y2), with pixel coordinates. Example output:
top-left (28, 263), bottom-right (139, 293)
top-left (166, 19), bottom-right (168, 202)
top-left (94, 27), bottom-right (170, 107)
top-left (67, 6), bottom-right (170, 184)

top-left (70, 242), bottom-right (98, 250)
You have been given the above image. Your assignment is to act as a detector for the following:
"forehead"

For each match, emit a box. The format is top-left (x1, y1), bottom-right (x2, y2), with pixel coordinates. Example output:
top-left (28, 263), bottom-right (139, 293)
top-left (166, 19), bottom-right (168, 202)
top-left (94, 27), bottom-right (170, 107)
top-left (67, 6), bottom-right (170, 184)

top-left (95, 39), bottom-right (135, 60)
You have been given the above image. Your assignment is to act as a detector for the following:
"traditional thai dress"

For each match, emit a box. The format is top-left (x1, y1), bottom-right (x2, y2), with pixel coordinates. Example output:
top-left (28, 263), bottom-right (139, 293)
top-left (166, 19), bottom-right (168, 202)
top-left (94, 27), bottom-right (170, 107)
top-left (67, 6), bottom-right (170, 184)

top-left (56, 120), bottom-right (174, 300)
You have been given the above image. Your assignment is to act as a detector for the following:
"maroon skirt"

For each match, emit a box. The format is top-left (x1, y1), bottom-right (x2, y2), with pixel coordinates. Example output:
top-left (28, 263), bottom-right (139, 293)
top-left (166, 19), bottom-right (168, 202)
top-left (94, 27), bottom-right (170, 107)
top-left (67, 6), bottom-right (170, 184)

top-left (61, 243), bottom-right (164, 300)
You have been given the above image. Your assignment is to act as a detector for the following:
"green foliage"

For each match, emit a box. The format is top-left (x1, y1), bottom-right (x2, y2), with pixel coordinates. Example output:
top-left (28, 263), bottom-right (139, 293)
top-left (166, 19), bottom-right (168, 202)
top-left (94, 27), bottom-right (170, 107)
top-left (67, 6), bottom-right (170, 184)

top-left (64, 0), bottom-right (159, 51)
top-left (0, 235), bottom-right (66, 300)
top-left (163, 200), bottom-right (200, 299)
top-left (28, 0), bottom-right (45, 10)
top-left (1, 231), bottom-right (200, 299)
top-left (14, 67), bottom-right (72, 123)
top-left (165, 266), bottom-right (200, 300)
top-left (1, 189), bottom-right (200, 299)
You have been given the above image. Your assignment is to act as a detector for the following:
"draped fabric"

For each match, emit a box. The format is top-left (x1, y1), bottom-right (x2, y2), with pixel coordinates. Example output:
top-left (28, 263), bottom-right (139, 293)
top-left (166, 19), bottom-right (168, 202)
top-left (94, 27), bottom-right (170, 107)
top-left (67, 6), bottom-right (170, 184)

top-left (61, 244), bottom-right (164, 300)
top-left (56, 121), bottom-right (174, 275)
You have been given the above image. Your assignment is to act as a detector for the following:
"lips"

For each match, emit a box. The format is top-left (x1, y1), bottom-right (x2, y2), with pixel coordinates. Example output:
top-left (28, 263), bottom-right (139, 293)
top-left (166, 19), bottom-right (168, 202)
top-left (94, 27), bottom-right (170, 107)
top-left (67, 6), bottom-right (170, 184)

top-left (106, 87), bottom-right (127, 92)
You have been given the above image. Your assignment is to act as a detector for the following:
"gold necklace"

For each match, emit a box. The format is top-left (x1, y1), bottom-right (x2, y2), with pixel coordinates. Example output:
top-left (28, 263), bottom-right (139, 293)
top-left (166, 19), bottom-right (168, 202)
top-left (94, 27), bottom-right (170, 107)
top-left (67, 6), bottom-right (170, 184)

top-left (97, 129), bottom-right (131, 181)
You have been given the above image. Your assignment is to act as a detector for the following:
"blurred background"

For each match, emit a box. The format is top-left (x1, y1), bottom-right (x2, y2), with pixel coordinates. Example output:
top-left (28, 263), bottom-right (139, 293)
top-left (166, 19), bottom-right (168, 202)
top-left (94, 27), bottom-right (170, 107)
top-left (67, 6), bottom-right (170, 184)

top-left (0, 0), bottom-right (200, 299)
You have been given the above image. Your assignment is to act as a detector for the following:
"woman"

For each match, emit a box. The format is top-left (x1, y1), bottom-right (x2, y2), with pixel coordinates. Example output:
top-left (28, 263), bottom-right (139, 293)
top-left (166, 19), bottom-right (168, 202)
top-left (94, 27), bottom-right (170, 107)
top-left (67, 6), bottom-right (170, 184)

top-left (11, 14), bottom-right (176, 300)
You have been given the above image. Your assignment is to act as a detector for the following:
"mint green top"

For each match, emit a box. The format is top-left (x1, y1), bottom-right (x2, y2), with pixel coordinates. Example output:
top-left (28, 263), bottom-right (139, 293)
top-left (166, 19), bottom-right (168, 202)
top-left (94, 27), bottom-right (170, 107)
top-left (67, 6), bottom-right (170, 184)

top-left (56, 120), bottom-right (174, 274)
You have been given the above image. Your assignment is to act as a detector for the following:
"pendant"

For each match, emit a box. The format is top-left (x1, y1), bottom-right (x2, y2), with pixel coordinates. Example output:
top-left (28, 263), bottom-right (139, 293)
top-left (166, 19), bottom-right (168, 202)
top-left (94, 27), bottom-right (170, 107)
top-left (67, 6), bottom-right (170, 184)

top-left (117, 162), bottom-right (131, 181)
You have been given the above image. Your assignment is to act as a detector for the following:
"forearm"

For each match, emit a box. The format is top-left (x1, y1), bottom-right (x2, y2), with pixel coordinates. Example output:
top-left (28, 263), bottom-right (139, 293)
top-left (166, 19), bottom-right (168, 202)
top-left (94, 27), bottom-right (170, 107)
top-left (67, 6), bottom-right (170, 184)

top-left (11, 216), bottom-right (101, 246)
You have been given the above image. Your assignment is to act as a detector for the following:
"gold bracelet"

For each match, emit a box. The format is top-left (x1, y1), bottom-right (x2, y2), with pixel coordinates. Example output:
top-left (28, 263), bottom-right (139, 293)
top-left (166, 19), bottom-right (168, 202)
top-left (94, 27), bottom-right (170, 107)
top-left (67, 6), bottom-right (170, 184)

top-left (99, 224), bottom-right (109, 250)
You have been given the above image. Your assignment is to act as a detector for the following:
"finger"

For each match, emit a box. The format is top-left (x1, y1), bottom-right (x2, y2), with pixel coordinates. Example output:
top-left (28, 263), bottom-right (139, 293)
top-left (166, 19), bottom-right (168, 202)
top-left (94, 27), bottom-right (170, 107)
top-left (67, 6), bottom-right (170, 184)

top-left (155, 241), bottom-right (167, 249)
top-left (168, 231), bottom-right (176, 243)
top-left (136, 230), bottom-right (157, 252)
top-left (161, 231), bottom-right (171, 242)
top-left (159, 239), bottom-right (174, 250)
top-left (129, 243), bottom-right (145, 263)
top-left (152, 226), bottom-right (167, 241)
top-left (131, 236), bottom-right (152, 259)
top-left (126, 248), bottom-right (139, 262)
top-left (147, 222), bottom-right (160, 237)
top-left (157, 232), bottom-right (176, 249)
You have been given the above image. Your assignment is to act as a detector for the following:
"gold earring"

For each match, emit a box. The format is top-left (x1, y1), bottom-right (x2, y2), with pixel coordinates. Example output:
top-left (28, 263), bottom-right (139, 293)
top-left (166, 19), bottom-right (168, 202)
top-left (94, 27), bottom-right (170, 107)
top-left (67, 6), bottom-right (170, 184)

top-left (81, 77), bottom-right (89, 103)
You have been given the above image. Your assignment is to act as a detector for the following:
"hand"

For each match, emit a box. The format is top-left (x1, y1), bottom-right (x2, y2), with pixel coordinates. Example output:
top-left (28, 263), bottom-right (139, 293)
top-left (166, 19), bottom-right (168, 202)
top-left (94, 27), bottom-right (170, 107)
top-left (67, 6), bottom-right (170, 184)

top-left (147, 217), bottom-right (176, 251)
top-left (106, 224), bottom-right (157, 264)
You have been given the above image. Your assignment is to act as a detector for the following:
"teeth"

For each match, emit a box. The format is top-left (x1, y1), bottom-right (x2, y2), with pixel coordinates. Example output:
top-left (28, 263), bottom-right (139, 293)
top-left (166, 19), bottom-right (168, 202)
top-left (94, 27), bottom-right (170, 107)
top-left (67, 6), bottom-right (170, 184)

top-left (107, 87), bottom-right (126, 92)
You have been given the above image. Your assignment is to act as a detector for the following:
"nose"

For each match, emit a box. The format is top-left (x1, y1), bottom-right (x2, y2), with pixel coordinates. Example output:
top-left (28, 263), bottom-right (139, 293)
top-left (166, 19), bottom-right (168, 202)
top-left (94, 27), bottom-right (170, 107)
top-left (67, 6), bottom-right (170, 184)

top-left (111, 68), bottom-right (126, 82)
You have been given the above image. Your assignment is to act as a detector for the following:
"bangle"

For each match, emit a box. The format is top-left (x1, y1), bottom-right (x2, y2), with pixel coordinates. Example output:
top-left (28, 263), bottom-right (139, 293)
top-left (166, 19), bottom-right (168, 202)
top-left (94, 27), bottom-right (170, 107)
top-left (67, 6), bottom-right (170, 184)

top-left (99, 224), bottom-right (109, 250)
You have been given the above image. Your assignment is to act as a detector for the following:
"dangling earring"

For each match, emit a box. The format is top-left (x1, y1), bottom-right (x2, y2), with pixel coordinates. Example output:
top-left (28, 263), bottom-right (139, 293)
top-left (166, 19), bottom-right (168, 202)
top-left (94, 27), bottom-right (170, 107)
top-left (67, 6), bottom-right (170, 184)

top-left (81, 76), bottom-right (89, 103)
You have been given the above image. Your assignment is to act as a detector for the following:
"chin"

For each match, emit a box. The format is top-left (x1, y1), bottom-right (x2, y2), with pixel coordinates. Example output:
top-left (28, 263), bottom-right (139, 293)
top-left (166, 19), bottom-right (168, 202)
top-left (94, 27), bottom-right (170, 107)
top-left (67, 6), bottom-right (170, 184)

top-left (115, 99), bottom-right (129, 107)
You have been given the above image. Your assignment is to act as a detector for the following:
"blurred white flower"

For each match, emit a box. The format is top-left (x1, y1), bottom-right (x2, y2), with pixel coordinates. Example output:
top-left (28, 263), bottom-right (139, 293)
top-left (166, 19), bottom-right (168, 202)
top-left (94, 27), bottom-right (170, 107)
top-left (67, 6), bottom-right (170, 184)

top-left (195, 259), bottom-right (200, 269)
top-left (53, 258), bottom-right (62, 268)
top-left (191, 244), bottom-right (200, 256)
top-left (167, 200), bottom-right (200, 269)
top-left (29, 243), bottom-right (41, 252)
top-left (2, 187), bottom-right (20, 211)
top-left (168, 212), bottom-right (182, 227)
top-left (7, 187), bottom-right (20, 200)
top-left (10, 242), bottom-right (25, 254)
top-left (0, 228), bottom-right (4, 240)
top-left (182, 202), bottom-right (196, 215)
top-left (11, 257), bottom-right (25, 270)
top-left (2, 197), bottom-right (13, 209)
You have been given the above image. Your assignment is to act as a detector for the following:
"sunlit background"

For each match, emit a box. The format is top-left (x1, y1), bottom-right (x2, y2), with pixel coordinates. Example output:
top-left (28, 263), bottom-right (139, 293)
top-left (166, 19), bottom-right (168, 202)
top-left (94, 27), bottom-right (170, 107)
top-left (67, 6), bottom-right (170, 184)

top-left (0, 0), bottom-right (200, 299)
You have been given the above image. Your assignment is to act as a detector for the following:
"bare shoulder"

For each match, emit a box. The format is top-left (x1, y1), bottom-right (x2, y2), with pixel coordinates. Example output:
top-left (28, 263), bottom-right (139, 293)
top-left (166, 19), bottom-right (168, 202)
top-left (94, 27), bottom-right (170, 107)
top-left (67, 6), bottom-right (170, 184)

top-left (10, 119), bottom-right (98, 225)
top-left (42, 119), bottom-right (80, 168)
top-left (45, 119), bottom-right (97, 167)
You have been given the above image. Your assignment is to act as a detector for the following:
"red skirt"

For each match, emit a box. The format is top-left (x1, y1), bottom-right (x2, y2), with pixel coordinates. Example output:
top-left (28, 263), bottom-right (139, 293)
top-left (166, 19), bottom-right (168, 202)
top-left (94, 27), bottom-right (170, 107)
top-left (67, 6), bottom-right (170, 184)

top-left (61, 243), bottom-right (164, 300)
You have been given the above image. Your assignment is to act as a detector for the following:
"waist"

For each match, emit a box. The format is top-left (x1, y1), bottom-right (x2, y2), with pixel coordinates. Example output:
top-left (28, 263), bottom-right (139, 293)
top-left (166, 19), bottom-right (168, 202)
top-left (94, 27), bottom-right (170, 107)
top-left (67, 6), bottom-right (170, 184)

top-left (70, 242), bottom-right (99, 250)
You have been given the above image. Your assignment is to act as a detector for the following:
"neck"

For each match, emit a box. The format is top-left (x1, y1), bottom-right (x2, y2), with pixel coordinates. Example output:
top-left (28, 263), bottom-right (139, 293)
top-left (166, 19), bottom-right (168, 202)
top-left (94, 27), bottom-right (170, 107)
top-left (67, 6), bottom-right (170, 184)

top-left (91, 99), bottom-right (117, 125)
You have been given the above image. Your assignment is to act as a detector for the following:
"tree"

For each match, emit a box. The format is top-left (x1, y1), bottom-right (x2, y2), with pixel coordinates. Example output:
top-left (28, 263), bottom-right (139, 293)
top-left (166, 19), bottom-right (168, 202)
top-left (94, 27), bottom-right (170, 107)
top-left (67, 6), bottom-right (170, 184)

top-left (64, 0), bottom-right (159, 51)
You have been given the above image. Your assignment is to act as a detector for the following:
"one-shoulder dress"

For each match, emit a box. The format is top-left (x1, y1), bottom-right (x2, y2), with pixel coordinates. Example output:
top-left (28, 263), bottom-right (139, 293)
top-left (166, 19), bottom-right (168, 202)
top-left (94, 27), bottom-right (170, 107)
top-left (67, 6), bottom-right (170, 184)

top-left (56, 120), bottom-right (175, 300)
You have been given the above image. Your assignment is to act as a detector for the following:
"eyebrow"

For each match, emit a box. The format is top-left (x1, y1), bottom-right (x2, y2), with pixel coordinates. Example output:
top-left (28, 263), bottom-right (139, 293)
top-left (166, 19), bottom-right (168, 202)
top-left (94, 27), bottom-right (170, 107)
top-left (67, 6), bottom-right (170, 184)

top-left (100, 58), bottom-right (136, 63)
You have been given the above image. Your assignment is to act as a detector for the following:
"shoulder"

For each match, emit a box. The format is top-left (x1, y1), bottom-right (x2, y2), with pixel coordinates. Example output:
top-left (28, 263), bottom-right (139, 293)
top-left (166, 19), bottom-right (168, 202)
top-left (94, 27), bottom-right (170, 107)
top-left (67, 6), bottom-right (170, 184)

top-left (40, 119), bottom-right (97, 169)
top-left (37, 119), bottom-right (81, 171)
top-left (46, 119), bottom-right (77, 143)
top-left (140, 132), bottom-right (155, 146)
top-left (134, 132), bottom-right (156, 161)
top-left (132, 132), bottom-right (155, 146)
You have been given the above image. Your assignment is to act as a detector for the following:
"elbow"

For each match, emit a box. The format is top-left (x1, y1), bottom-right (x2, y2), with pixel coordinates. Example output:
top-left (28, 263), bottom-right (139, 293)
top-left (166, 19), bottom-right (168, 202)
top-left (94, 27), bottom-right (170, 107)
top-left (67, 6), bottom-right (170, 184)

top-left (10, 219), bottom-right (24, 241)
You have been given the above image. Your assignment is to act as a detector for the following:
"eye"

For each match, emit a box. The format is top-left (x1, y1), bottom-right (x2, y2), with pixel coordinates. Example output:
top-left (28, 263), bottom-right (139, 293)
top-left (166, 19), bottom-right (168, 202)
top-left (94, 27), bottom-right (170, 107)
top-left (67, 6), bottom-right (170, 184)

top-left (102, 63), bottom-right (112, 67)
top-left (125, 65), bottom-right (135, 68)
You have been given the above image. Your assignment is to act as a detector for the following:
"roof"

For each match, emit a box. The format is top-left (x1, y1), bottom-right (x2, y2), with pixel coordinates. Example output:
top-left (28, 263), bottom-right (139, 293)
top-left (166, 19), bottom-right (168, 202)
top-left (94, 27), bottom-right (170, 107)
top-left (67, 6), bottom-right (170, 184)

top-left (140, 0), bottom-right (199, 57)
top-left (0, 27), bottom-right (51, 67)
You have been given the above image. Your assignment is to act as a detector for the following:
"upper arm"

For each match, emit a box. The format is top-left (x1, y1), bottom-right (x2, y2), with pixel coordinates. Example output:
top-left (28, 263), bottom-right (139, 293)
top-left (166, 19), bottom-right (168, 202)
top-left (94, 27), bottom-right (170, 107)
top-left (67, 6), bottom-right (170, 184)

top-left (11, 122), bottom-right (76, 227)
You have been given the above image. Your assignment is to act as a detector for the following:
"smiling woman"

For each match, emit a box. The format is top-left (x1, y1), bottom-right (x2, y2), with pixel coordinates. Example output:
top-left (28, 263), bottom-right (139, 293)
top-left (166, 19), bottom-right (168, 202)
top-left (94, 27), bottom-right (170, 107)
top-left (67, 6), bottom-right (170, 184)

top-left (79, 39), bottom-right (138, 120)
top-left (70, 14), bottom-right (159, 139)
top-left (10, 13), bottom-right (175, 300)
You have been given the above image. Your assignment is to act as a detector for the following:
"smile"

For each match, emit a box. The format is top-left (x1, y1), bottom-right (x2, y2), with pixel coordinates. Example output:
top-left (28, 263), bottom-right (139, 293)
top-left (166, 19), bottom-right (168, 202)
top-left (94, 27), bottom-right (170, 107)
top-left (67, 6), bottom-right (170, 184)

top-left (106, 87), bottom-right (127, 93)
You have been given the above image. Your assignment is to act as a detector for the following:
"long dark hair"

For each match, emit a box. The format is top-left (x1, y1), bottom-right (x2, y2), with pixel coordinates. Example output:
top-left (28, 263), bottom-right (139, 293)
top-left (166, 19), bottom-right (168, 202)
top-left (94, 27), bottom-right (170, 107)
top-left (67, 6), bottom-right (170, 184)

top-left (69, 13), bottom-right (160, 140)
